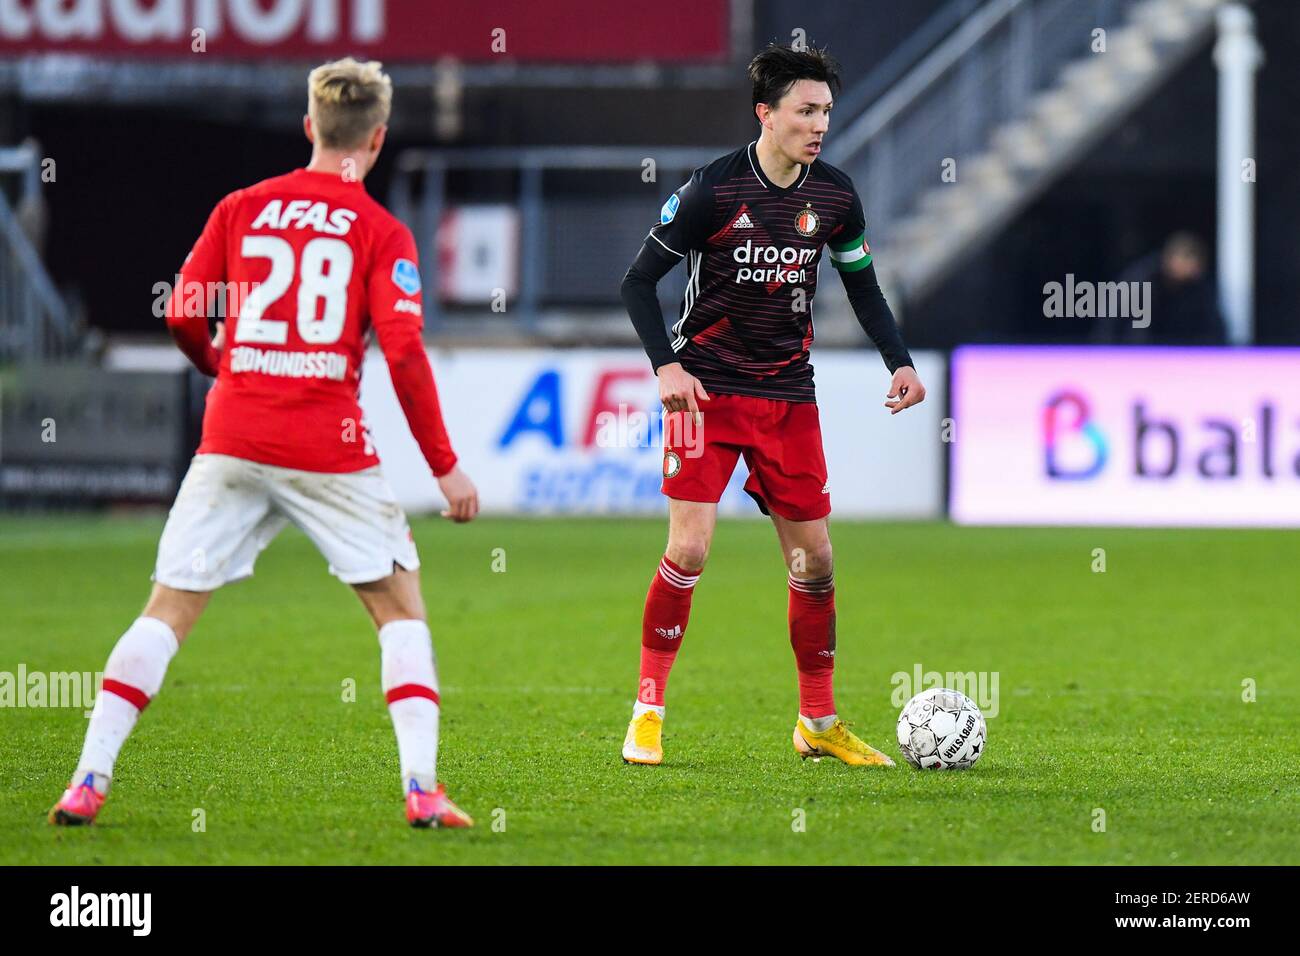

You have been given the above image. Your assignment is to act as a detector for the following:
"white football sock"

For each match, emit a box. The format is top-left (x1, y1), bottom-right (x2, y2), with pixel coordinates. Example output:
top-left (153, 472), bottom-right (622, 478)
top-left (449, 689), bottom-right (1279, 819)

top-left (632, 700), bottom-right (665, 719)
top-left (379, 619), bottom-right (440, 794)
top-left (75, 617), bottom-right (180, 792)
top-left (800, 712), bottom-right (838, 733)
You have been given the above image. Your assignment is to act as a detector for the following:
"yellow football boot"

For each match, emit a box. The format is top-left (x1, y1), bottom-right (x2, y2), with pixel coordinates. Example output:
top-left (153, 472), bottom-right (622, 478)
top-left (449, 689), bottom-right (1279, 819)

top-left (793, 716), bottom-right (895, 767)
top-left (622, 711), bottom-right (664, 765)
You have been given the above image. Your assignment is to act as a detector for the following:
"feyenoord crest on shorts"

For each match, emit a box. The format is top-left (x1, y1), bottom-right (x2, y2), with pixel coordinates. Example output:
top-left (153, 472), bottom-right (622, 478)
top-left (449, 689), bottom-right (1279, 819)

top-left (663, 450), bottom-right (682, 478)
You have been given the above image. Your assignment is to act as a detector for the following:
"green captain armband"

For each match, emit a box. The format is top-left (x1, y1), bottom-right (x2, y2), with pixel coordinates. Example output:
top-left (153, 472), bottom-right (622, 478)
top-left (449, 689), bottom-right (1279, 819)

top-left (828, 232), bottom-right (872, 272)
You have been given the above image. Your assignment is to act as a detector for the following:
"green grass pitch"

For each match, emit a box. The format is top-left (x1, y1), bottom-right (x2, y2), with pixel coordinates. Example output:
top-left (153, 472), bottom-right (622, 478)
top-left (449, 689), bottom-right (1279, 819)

top-left (2, 513), bottom-right (1297, 865)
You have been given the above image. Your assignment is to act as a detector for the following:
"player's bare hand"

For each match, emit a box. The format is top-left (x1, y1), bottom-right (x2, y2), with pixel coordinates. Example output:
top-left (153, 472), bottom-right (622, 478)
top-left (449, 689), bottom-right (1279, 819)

top-left (658, 362), bottom-right (709, 425)
top-left (885, 366), bottom-right (925, 415)
top-left (212, 320), bottom-right (226, 354)
top-left (437, 466), bottom-right (479, 523)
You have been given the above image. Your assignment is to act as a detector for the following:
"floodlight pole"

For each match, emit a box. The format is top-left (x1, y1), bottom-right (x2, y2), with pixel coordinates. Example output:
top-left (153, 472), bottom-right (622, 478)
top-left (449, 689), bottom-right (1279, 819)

top-left (1213, 3), bottom-right (1263, 345)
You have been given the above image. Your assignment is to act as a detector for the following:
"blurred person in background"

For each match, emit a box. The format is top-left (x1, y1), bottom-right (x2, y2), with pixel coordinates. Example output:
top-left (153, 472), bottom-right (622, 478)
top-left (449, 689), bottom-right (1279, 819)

top-left (1112, 231), bottom-right (1226, 345)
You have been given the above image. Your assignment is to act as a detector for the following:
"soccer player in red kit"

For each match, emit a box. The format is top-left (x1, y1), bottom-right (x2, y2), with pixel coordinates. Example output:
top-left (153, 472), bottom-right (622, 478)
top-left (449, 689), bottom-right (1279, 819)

top-left (619, 45), bottom-right (926, 766)
top-left (50, 59), bottom-right (477, 828)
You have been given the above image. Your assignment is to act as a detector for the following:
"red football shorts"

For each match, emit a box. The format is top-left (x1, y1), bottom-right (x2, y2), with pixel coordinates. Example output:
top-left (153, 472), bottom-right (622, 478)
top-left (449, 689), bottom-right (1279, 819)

top-left (661, 393), bottom-right (831, 522)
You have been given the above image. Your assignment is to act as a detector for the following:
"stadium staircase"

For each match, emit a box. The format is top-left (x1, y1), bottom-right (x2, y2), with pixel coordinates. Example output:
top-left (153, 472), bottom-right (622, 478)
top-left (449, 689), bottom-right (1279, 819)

top-left (827, 0), bottom-right (1232, 306)
top-left (0, 143), bottom-right (81, 363)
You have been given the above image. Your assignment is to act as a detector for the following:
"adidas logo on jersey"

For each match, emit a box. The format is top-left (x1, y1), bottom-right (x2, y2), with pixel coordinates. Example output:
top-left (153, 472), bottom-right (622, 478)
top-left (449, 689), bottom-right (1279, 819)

top-left (731, 212), bottom-right (755, 229)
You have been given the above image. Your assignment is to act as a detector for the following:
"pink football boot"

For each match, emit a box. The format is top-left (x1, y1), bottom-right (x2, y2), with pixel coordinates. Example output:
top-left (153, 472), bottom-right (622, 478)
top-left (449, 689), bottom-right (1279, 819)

top-left (405, 780), bottom-right (473, 829)
top-left (49, 773), bottom-right (106, 826)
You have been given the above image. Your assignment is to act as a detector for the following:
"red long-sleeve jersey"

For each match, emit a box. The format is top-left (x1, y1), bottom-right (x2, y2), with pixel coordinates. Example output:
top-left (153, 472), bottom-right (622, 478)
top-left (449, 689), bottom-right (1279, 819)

top-left (165, 168), bottom-right (457, 476)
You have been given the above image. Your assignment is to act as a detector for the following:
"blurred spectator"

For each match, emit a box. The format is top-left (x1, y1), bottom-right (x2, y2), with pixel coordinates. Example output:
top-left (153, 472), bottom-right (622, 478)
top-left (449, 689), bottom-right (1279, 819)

top-left (1111, 232), bottom-right (1226, 345)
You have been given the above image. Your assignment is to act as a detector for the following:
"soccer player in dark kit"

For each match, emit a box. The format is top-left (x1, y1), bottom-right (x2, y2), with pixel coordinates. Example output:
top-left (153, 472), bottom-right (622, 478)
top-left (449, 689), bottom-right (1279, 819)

top-left (619, 44), bottom-right (926, 767)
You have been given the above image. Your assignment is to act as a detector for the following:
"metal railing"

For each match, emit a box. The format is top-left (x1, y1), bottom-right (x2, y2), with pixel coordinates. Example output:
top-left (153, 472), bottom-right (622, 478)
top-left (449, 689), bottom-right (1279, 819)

top-left (0, 143), bottom-right (80, 364)
top-left (390, 147), bottom-right (723, 330)
top-left (832, 0), bottom-right (985, 122)
top-left (827, 0), bottom-right (1142, 243)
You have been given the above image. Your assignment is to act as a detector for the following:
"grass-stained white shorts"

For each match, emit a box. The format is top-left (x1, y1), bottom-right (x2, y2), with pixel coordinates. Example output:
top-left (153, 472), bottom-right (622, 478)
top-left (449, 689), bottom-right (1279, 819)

top-left (154, 453), bottom-right (419, 590)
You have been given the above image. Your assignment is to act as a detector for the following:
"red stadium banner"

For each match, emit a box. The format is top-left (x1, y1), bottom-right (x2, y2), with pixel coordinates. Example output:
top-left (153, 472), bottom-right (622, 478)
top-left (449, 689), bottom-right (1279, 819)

top-left (0, 0), bottom-right (729, 62)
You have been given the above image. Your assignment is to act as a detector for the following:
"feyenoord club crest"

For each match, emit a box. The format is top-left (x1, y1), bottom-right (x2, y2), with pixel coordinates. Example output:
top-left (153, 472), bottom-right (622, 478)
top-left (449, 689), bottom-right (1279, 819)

top-left (795, 203), bottom-right (819, 236)
top-left (663, 450), bottom-right (682, 479)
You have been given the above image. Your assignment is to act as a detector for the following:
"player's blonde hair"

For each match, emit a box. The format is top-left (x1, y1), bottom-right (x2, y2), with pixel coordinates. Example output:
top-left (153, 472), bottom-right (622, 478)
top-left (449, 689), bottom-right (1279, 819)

top-left (307, 57), bottom-right (393, 150)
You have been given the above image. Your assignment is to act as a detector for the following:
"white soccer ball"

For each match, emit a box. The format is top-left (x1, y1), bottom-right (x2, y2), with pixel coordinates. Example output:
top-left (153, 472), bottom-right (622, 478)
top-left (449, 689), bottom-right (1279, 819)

top-left (896, 687), bottom-right (986, 769)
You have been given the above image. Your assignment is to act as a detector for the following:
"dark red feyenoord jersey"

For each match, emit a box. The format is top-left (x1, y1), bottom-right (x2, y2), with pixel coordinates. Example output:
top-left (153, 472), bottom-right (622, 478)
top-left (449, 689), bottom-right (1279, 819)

top-left (645, 142), bottom-right (873, 403)
top-left (173, 168), bottom-right (447, 473)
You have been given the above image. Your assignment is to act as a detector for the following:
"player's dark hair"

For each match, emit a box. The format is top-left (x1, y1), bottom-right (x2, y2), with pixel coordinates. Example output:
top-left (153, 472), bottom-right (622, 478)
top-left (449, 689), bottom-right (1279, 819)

top-left (749, 44), bottom-right (842, 109)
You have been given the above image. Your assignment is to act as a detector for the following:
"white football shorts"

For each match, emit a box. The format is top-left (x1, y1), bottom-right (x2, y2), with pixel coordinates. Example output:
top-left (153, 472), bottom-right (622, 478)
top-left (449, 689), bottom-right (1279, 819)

top-left (154, 453), bottom-right (420, 590)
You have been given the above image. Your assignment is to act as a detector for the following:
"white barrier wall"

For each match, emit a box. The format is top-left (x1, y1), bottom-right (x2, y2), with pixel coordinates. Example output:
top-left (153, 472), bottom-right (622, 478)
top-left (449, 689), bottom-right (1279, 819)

top-left (951, 346), bottom-right (1300, 526)
top-left (360, 348), bottom-right (947, 518)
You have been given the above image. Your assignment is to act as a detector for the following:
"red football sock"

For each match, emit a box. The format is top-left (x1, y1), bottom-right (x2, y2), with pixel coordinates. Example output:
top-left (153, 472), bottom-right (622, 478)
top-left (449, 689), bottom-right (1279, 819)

top-left (637, 555), bottom-right (700, 706)
top-left (789, 572), bottom-right (837, 718)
